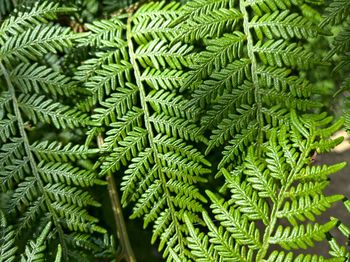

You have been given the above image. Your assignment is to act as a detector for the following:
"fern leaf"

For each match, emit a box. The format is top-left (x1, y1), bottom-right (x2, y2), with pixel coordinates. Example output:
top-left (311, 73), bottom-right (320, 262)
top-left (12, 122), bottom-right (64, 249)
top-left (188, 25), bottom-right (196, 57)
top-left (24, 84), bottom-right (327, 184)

top-left (100, 128), bottom-right (148, 175)
top-left (250, 10), bottom-right (317, 40)
top-left (223, 169), bottom-right (270, 224)
top-left (184, 213), bottom-right (218, 262)
top-left (177, 8), bottom-right (243, 42)
top-left (277, 195), bottom-right (343, 226)
top-left (20, 222), bottom-right (52, 262)
top-left (321, 0), bottom-right (350, 26)
top-left (249, 0), bottom-right (298, 16)
top-left (0, 2), bottom-right (108, 259)
top-left (191, 59), bottom-right (251, 107)
top-left (84, 63), bottom-right (133, 105)
top-left (30, 141), bottom-right (99, 162)
top-left (182, 32), bottom-right (246, 90)
top-left (201, 80), bottom-right (254, 129)
top-left (135, 40), bottom-right (194, 70)
top-left (101, 108), bottom-right (144, 152)
top-left (0, 211), bottom-right (17, 262)
top-left (10, 63), bottom-right (76, 97)
top-left (147, 90), bottom-right (200, 120)
top-left (140, 68), bottom-right (189, 90)
top-left (202, 211), bottom-right (253, 261)
top-left (270, 221), bottom-right (337, 250)
top-left (18, 94), bottom-right (93, 129)
top-left (133, 1), bottom-right (180, 44)
top-left (254, 39), bottom-right (315, 69)
top-left (186, 113), bottom-right (345, 260)
top-left (0, 115), bottom-right (16, 143)
top-left (0, 2), bottom-right (73, 43)
top-left (78, 18), bottom-right (125, 47)
top-left (91, 85), bottom-right (138, 125)
top-left (207, 191), bottom-right (262, 249)
top-left (150, 113), bottom-right (206, 143)
top-left (1, 24), bottom-right (76, 64)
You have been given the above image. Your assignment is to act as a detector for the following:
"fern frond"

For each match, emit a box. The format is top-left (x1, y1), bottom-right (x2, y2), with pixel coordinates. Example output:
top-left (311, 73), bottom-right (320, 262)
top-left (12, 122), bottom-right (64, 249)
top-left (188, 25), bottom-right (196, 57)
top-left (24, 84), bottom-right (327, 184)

top-left (326, 200), bottom-right (350, 260)
top-left (18, 94), bottom-right (93, 129)
top-left (270, 221), bottom-right (337, 250)
top-left (0, 2), bottom-right (108, 260)
top-left (177, 8), bottom-right (243, 42)
top-left (185, 113), bottom-right (346, 261)
top-left (20, 221), bottom-right (53, 262)
top-left (179, 0), bottom-right (230, 17)
top-left (277, 195), bottom-right (343, 226)
top-left (185, 213), bottom-right (218, 262)
top-left (176, 0), bottom-right (321, 170)
top-left (321, 0), bottom-right (350, 26)
top-left (206, 105), bottom-right (257, 153)
top-left (135, 39), bottom-right (194, 70)
top-left (254, 39), bottom-right (315, 69)
top-left (250, 10), bottom-right (317, 40)
top-left (132, 1), bottom-right (180, 44)
top-left (38, 162), bottom-right (105, 188)
top-left (77, 17), bottom-right (125, 47)
top-left (10, 63), bottom-right (76, 97)
top-left (0, 2), bottom-right (74, 44)
top-left (30, 141), bottom-right (99, 162)
top-left (0, 115), bottom-right (17, 143)
top-left (150, 113), bottom-right (206, 143)
top-left (100, 108), bottom-right (144, 152)
top-left (84, 62), bottom-right (133, 104)
top-left (140, 68), bottom-right (189, 90)
top-left (250, 0), bottom-right (296, 16)
top-left (266, 251), bottom-right (341, 261)
top-left (0, 211), bottom-right (17, 262)
top-left (191, 59), bottom-right (251, 107)
top-left (91, 85), bottom-right (138, 125)
top-left (322, 0), bottom-right (350, 101)
top-left (100, 128), bottom-right (148, 175)
top-left (1, 24), bottom-right (77, 64)
top-left (207, 191), bottom-right (262, 249)
top-left (182, 32), bottom-right (246, 90)
top-left (74, 3), bottom-right (212, 259)
top-left (201, 80), bottom-right (254, 129)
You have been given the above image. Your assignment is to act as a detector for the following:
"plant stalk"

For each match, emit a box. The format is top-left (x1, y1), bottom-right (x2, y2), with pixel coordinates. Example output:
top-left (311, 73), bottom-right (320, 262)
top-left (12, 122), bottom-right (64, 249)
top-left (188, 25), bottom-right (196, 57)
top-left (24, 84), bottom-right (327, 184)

top-left (97, 135), bottom-right (136, 262)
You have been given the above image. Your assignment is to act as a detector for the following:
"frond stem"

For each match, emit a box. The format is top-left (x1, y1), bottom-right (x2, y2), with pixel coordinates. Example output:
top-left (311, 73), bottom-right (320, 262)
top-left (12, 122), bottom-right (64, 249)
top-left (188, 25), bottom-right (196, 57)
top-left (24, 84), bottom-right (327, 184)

top-left (126, 13), bottom-right (186, 257)
top-left (241, 0), bottom-right (264, 154)
top-left (256, 135), bottom-right (313, 260)
top-left (0, 61), bottom-right (68, 260)
top-left (108, 174), bottom-right (136, 262)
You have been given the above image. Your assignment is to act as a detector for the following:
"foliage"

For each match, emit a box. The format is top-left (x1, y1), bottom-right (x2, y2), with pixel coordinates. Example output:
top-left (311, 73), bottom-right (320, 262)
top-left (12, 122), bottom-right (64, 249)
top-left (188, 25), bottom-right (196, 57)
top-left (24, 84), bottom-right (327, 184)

top-left (321, 0), bottom-right (350, 131)
top-left (75, 2), bottom-right (211, 260)
top-left (0, 0), bottom-right (350, 261)
top-left (0, 1), bottom-right (111, 261)
top-left (186, 113), bottom-right (347, 261)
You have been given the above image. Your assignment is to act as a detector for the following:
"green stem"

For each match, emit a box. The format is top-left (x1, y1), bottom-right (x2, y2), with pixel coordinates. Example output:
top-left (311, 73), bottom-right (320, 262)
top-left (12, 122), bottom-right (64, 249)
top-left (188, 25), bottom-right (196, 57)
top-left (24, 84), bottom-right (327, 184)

top-left (239, 3), bottom-right (316, 258)
top-left (126, 13), bottom-right (186, 258)
top-left (0, 61), bottom-right (68, 260)
top-left (240, 0), bottom-right (264, 154)
top-left (256, 138), bottom-right (313, 260)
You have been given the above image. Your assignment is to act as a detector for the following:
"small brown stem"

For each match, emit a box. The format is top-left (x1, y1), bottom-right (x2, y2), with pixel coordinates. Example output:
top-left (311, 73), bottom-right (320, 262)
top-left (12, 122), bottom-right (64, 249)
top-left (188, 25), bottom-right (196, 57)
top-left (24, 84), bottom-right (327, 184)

top-left (97, 135), bottom-right (136, 262)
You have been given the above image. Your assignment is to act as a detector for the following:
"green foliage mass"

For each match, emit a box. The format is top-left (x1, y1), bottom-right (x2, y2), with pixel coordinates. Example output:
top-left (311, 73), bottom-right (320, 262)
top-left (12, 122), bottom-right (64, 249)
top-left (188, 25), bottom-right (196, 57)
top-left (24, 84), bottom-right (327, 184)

top-left (0, 0), bottom-right (350, 261)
